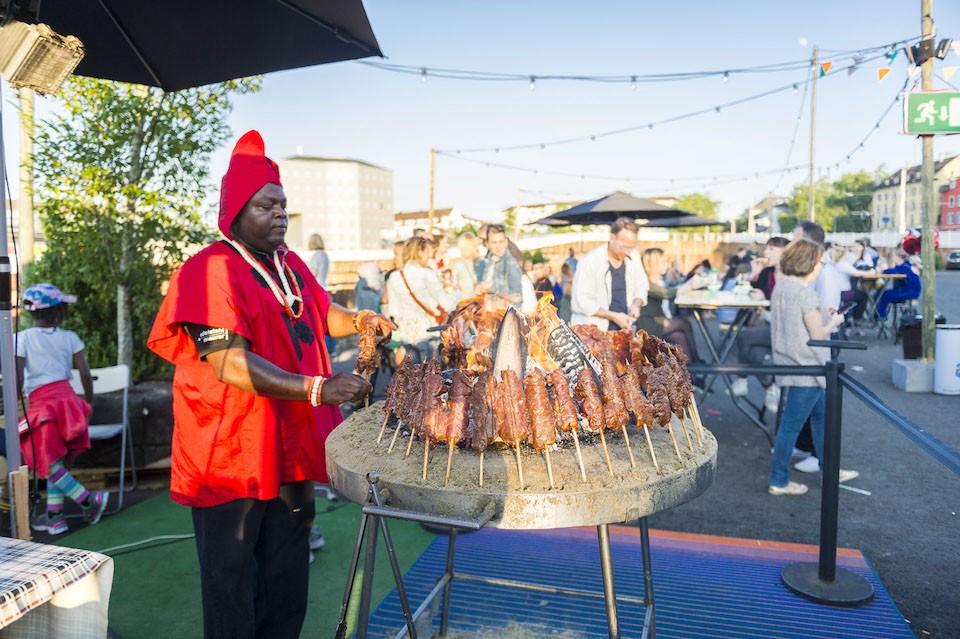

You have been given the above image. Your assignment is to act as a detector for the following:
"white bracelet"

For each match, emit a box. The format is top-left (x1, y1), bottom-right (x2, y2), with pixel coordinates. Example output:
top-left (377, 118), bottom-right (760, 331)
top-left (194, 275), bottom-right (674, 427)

top-left (309, 376), bottom-right (326, 407)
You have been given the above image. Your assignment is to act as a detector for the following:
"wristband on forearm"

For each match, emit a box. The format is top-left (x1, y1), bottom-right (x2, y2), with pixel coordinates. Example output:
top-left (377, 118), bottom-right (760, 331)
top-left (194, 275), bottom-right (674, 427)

top-left (353, 309), bottom-right (374, 332)
top-left (309, 375), bottom-right (327, 407)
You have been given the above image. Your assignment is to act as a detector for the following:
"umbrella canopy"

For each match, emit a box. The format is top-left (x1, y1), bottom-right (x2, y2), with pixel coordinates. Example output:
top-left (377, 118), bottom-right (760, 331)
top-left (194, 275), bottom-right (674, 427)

top-left (534, 191), bottom-right (695, 226)
top-left (18, 0), bottom-right (381, 91)
top-left (638, 214), bottom-right (726, 228)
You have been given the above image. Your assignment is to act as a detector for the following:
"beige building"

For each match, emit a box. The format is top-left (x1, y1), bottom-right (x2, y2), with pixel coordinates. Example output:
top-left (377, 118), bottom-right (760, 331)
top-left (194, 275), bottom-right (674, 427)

top-left (277, 156), bottom-right (393, 251)
top-left (392, 207), bottom-right (477, 241)
top-left (872, 155), bottom-right (960, 231)
top-left (511, 201), bottom-right (577, 229)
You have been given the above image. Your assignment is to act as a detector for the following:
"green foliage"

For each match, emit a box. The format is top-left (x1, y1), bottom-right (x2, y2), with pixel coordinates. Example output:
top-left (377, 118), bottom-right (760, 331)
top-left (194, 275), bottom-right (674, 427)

top-left (674, 192), bottom-right (720, 234)
top-left (522, 249), bottom-right (546, 264)
top-left (778, 214), bottom-right (799, 234)
top-left (832, 214), bottom-right (872, 233)
top-left (788, 179), bottom-right (845, 231)
top-left (786, 170), bottom-right (884, 232)
top-left (503, 207), bottom-right (517, 235)
top-left (30, 77), bottom-right (260, 380)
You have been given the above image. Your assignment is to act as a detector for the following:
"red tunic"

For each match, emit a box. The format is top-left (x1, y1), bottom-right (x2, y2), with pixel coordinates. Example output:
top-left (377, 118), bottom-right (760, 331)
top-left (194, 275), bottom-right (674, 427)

top-left (147, 241), bottom-right (341, 508)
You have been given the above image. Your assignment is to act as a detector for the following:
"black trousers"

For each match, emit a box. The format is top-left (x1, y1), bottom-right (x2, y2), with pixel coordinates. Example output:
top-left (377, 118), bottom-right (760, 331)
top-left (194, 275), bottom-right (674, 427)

top-left (192, 481), bottom-right (315, 639)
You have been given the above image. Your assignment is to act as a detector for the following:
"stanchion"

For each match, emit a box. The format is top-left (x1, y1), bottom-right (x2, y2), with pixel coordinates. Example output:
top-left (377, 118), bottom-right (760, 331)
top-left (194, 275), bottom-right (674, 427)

top-left (780, 357), bottom-right (874, 606)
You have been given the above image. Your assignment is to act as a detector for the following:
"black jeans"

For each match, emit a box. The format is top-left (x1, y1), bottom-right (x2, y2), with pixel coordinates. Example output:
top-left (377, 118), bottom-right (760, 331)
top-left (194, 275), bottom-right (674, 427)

top-left (192, 481), bottom-right (315, 639)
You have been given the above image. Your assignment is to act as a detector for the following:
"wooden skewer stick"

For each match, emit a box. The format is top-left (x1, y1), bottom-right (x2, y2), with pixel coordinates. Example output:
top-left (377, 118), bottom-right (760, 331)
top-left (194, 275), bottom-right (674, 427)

top-left (544, 449), bottom-right (555, 489)
top-left (479, 451), bottom-right (485, 488)
top-left (387, 421), bottom-right (403, 453)
top-left (678, 414), bottom-right (694, 452)
top-left (422, 440), bottom-right (431, 481)
top-left (689, 393), bottom-right (706, 444)
top-left (620, 426), bottom-right (637, 468)
top-left (598, 430), bottom-right (614, 476)
top-left (376, 413), bottom-right (390, 444)
top-left (444, 442), bottom-right (455, 486)
top-left (684, 413), bottom-right (702, 451)
top-left (666, 423), bottom-right (683, 460)
top-left (640, 424), bottom-right (660, 474)
top-left (405, 430), bottom-right (416, 458)
top-left (571, 431), bottom-right (587, 482)
top-left (515, 442), bottom-right (525, 489)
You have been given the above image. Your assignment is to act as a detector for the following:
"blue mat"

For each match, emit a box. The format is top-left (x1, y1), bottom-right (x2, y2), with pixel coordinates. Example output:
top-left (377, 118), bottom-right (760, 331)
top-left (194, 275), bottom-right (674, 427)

top-left (365, 526), bottom-right (913, 639)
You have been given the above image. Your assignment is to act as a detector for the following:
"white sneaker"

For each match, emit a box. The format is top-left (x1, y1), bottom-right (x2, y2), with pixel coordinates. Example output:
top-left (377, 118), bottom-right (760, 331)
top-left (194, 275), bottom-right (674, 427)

top-left (768, 481), bottom-right (808, 496)
top-left (730, 377), bottom-right (749, 397)
top-left (793, 456), bottom-right (820, 473)
top-left (764, 385), bottom-right (781, 414)
top-left (838, 469), bottom-right (859, 483)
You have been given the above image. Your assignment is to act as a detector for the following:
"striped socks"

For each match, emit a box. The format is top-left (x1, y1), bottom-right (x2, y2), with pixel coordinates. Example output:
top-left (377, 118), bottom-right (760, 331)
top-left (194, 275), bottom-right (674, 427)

top-left (47, 459), bottom-right (90, 511)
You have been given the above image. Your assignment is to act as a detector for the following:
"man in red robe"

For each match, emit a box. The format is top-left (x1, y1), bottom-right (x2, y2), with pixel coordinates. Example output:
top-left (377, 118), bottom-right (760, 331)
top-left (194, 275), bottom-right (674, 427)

top-left (148, 130), bottom-right (392, 639)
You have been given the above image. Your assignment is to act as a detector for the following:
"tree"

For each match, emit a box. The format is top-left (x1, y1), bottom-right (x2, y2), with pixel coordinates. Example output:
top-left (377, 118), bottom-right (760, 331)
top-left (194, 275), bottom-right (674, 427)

top-left (787, 179), bottom-right (845, 231)
top-left (30, 77), bottom-right (260, 379)
top-left (827, 170), bottom-right (875, 213)
top-left (674, 192), bottom-right (720, 234)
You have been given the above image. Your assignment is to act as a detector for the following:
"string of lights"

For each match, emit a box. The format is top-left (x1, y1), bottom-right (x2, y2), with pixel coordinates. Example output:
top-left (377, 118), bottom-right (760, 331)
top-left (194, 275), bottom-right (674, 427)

top-left (771, 70), bottom-right (811, 194)
top-left (438, 53), bottom-right (890, 154)
top-left (357, 36), bottom-right (919, 87)
top-left (837, 76), bottom-right (912, 166)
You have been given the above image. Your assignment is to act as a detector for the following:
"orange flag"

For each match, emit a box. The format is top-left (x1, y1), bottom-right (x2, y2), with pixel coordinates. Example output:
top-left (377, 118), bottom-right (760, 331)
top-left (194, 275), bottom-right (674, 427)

top-left (819, 61), bottom-right (832, 76)
top-left (877, 67), bottom-right (891, 81)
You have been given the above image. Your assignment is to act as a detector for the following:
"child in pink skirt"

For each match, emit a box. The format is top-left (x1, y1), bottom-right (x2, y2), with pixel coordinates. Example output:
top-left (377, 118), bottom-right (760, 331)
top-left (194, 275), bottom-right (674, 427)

top-left (16, 284), bottom-right (109, 535)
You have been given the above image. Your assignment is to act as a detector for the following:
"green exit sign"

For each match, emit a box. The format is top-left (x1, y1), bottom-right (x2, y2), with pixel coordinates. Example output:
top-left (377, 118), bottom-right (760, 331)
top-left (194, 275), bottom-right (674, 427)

top-left (903, 91), bottom-right (960, 134)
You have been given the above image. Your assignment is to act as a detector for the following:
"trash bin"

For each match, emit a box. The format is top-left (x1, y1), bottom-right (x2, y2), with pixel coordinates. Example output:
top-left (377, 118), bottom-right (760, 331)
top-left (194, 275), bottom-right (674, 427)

top-left (900, 314), bottom-right (946, 359)
top-left (934, 325), bottom-right (960, 395)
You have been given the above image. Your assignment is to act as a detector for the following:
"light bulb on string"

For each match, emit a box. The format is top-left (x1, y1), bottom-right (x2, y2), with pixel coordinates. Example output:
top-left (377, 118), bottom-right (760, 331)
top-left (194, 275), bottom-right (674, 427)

top-left (630, 76), bottom-right (637, 90)
top-left (793, 83), bottom-right (799, 93)
top-left (420, 67), bottom-right (427, 83)
top-left (715, 106), bottom-right (722, 114)
top-left (529, 76), bottom-right (536, 91)
top-left (722, 71), bottom-right (730, 83)
top-left (648, 124), bottom-right (654, 130)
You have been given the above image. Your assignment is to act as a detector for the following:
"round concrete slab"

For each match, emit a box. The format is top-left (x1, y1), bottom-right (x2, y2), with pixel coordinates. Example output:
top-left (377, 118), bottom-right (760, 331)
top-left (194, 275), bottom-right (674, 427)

top-left (327, 402), bottom-right (717, 529)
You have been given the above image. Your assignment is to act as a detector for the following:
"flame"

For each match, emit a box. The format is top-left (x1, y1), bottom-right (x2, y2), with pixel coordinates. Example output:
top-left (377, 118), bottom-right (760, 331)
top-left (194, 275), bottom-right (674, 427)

top-left (526, 291), bottom-right (561, 372)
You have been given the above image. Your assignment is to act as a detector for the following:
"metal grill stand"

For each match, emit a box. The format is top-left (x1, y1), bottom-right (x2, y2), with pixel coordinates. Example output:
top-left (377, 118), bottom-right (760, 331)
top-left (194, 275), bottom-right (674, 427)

top-left (334, 472), bottom-right (657, 639)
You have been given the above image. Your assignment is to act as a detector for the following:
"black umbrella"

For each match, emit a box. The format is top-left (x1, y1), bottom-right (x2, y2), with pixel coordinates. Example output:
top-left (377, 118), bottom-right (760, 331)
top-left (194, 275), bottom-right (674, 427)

top-left (638, 214), bottom-right (726, 228)
top-left (534, 190), bottom-right (695, 226)
top-left (12, 0), bottom-right (382, 91)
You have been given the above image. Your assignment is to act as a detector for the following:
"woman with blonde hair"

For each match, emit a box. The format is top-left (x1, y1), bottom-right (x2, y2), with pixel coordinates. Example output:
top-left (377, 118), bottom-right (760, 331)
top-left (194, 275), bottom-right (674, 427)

top-left (636, 247), bottom-right (704, 363)
top-left (385, 237), bottom-right (456, 360)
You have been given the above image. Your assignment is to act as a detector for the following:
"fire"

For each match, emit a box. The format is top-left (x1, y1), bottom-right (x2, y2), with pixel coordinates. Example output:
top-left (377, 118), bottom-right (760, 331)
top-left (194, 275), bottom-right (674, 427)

top-left (526, 291), bottom-right (561, 372)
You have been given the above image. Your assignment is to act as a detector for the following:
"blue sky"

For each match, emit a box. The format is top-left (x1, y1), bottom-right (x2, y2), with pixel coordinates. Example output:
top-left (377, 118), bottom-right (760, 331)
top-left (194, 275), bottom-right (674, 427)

top-left (4, 0), bottom-right (960, 221)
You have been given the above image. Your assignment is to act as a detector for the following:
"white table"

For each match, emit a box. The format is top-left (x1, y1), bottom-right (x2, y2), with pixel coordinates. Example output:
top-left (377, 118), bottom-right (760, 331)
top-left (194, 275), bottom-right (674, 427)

top-left (0, 537), bottom-right (113, 639)
top-left (676, 291), bottom-right (773, 443)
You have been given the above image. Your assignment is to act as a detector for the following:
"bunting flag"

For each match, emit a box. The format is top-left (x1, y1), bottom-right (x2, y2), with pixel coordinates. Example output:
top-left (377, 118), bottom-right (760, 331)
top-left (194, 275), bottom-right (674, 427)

top-left (819, 61), bottom-right (832, 77)
top-left (847, 65), bottom-right (858, 76)
top-left (885, 50), bottom-right (899, 63)
top-left (945, 66), bottom-right (958, 80)
top-left (877, 67), bottom-right (891, 81)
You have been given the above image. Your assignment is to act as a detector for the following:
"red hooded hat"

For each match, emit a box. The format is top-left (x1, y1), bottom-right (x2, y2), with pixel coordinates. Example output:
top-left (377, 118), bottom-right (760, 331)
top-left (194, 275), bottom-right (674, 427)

top-left (218, 130), bottom-right (282, 239)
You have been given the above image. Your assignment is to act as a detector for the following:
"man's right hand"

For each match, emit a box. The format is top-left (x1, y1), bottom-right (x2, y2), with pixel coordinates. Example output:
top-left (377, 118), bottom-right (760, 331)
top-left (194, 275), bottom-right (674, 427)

top-left (610, 312), bottom-right (635, 330)
top-left (321, 373), bottom-right (373, 405)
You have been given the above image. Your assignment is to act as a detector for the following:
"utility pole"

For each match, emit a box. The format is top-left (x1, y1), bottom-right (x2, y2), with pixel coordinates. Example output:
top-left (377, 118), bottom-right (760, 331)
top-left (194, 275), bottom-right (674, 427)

top-left (807, 45), bottom-right (819, 222)
top-left (427, 148), bottom-right (436, 233)
top-left (920, 0), bottom-right (936, 362)
top-left (18, 88), bottom-right (34, 264)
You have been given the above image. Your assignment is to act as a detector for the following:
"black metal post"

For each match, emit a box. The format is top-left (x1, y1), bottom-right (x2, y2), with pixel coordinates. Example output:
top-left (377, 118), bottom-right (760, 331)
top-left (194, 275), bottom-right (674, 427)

top-left (334, 512), bottom-right (371, 639)
top-left (781, 358), bottom-right (874, 606)
top-left (639, 518), bottom-right (656, 639)
top-left (597, 524), bottom-right (620, 639)
top-left (439, 529), bottom-right (457, 636)
top-left (368, 475), bottom-right (419, 639)
top-left (355, 513), bottom-right (380, 639)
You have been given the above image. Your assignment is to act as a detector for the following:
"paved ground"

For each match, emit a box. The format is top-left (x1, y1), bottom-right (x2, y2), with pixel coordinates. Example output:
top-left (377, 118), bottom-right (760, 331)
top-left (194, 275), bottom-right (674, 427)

top-left (651, 270), bottom-right (960, 638)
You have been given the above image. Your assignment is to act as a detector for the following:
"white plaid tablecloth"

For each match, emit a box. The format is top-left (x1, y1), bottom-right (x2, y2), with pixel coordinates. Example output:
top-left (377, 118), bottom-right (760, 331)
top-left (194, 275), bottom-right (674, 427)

top-left (0, 537), bottom-right (113, 639)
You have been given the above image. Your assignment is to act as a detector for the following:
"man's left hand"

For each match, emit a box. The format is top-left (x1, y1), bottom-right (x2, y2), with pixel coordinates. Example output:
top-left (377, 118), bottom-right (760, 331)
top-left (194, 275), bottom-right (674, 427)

top-left (629, 300), bottom-right (644, 320)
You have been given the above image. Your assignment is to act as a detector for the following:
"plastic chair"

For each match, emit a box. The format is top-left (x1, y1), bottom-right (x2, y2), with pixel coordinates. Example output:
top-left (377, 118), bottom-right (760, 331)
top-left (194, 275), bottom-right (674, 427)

top-left (69, 364), bottom-right (136, 513)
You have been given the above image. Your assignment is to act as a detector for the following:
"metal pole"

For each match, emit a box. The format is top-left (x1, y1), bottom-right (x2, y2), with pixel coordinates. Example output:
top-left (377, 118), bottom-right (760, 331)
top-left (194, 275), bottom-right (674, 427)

top-left (920, 0), bottom-right (937, 362)
top-left (639, 518), bottom-right (656, 639)
top-left (334, 512), bottom-right (371, 639)
top-left (439, 529), bottom-right (457, 637)
top-left (427, 148), bottom-right (436, 234)
top-left (1, 82), bottom-right (24, 512)
top-left (807, 45), bottom-right (819, 222)
top-left (355, 514), bottom-right (380, 639)
top-left (818, 358), bottom-right (843, 581)
top-left (597, 524), bottom-right (620, 639)
top-left (18, 88), bottom-right (34, 265)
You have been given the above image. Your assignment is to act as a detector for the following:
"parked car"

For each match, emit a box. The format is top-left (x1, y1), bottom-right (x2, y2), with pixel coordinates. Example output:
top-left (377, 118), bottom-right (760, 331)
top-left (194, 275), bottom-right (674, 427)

top-left (947, 251), bottom-right (960, 270)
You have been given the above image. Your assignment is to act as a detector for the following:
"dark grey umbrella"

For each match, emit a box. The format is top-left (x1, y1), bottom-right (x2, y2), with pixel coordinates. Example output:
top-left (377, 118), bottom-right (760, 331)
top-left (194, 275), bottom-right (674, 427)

top-left (638, 214), bottom-right (726, 228)
top-left (11, 0), bottom-right (382, 91)
top-left (534, 190), bottom-right (695, 226)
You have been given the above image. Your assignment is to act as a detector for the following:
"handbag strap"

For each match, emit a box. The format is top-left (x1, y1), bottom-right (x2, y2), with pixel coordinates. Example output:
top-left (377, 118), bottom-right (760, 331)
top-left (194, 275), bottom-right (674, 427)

top-left (399, 269), bottom-right (441, 320)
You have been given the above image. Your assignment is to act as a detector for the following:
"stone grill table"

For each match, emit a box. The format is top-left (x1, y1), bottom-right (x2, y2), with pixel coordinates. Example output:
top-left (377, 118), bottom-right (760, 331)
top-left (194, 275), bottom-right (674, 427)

top-left (328, 402), bottom-right (717, 639)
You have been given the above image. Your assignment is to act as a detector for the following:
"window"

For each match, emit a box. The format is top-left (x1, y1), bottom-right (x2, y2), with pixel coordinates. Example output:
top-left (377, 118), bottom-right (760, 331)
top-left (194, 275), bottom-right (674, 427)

top-left (950, 196), bottom-right (956, 208)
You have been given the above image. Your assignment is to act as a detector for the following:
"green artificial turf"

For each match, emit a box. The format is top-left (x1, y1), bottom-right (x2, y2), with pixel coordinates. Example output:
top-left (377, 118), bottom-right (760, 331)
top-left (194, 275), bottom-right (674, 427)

top-left (56, 494), bottom-right (435, 638)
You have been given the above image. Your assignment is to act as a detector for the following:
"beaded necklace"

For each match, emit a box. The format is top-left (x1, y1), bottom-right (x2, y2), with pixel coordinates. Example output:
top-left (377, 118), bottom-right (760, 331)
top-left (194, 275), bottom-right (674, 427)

top-left (225, 238), bottom-right (303, 319)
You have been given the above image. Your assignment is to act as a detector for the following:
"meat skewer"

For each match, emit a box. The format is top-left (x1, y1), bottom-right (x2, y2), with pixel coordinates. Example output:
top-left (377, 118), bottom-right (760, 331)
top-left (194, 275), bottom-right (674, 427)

top-left (389, 363), bottom-right (424, 453)
top-left (575, 368), bottom-right (613, 476)
top-left (494, 370), bottom-right (529, 489)
top-left (354, 316), bottom-right (381, 408)
top-left (440, 371), bottom-right (471, 486)
top-left (598, 353), bottom-right (634, 469)
top-left (646, 367), bottom-right (684, 461)
top-left (688, 393), bottom-right (706, 448)
top-left (619, 364), bottom-right (660, 473)
top-left (524, 369), bottom-right (558, 489)
top-left (468, 371), bottom-right (497, 486)
top-left (378, 357), bottom-right (410, 444)
top-left (548, 369), bottom-right (587, 482)
top-left (418, 362), bottom-right (447, 479)
top-left (662, 345), bottom-right (695, 452)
